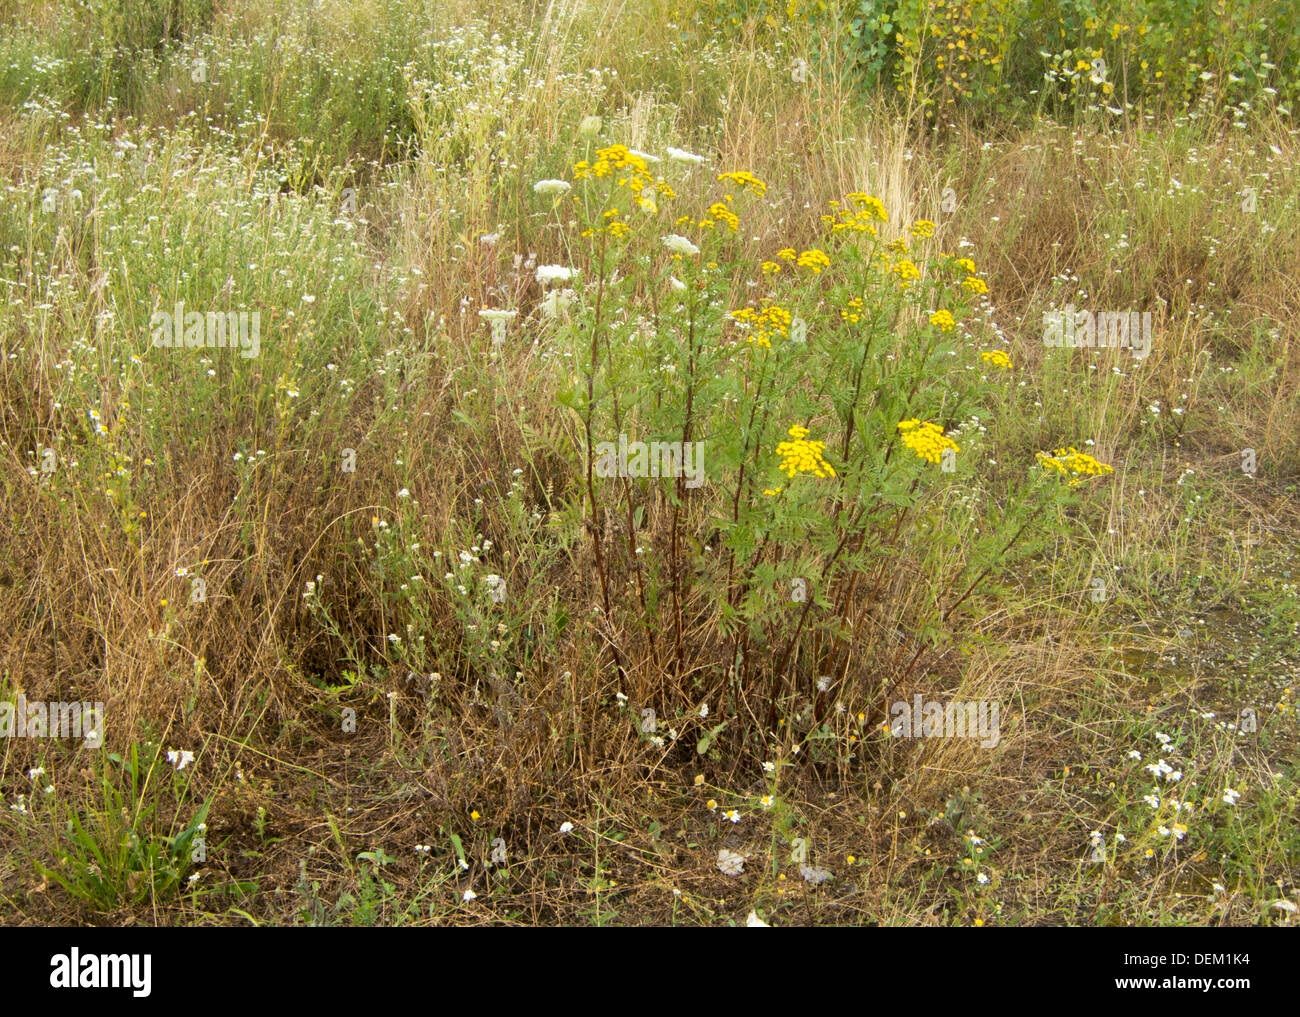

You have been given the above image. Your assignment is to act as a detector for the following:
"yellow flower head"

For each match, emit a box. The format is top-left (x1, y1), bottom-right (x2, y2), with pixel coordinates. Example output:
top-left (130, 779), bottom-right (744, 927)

top-left (980, 349), bottom-right (1012, 370)
top-left (930, 309), bottom-right (956, 332)
top-left (708, 201), bottom-right (739, 231)
top-left (846, 192), bottom-right (888, 221)
top-left (730, 303), bottom-right (792, 348)
top-left (796, 248), bottom-right (830, 273)
top-left (890, 258), bottom-right (921, 288)
top-left (1036, 447), bottom-right (1114, 487)
top-left (776, 425), bottom-right (836, 479)
top-left (897, 419), bottom-right (959, 465)
top-left (718, 171), bottom-right (767, 196)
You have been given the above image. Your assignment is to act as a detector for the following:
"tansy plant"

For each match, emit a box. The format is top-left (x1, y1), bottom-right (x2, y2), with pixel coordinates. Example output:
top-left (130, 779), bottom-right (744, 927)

top-left (551, 163), bottom-right (1109, 755)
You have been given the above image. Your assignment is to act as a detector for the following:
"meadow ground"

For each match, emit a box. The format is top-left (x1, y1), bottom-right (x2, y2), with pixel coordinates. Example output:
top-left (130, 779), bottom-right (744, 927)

top-left (0, 0), bottom-right (1296, 927)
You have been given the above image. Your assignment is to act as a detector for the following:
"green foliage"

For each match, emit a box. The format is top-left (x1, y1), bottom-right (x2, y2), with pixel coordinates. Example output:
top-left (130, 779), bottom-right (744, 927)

top-left (24, 742), bottom-right (211, 911)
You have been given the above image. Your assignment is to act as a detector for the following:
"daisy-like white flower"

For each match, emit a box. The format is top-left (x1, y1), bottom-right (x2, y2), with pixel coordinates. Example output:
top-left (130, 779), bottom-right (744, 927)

top-left (1145, 758), bottom-right (1174, 778)
top-left (397, 488), bottom-right (410, 499)
top-left (462, 889), bottom-right (477, 902)
top-left (533, 179), bottom-right (572, 196)
top-left (723, 809), bottom-right (740, 823)
top-left (762, 761), bottom-right (775, 773)
top-left (662, 234), bottom-right (700, 256)
top-left (717, 848), bottom-right (745, 875)
top-left (976, 872), bottom-right (989, 885)
top-left (166, 748), bottom-right (195, 770)
top-left (666, 146), bottom-right (706, 164)
top-left (1127, 750), bottom-right (1142, 760)
top-left (559, 822), bottom-right (574, 834)
top-left (1222, 787), bottom-right (1241, 805)
top-left (698, 703), bottom-right (709, 718)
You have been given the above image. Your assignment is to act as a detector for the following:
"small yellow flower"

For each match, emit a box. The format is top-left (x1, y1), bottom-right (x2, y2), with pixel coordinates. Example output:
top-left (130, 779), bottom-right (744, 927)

top-left (910, 219), bottom-right (936, 238)
top-left (980, 349), bottom-right (1012, 370)
top-left (962, 275), bottom-right (989, 295)
top-left (930, 309), bottom-right (956, 332)
top-left (470, 810), bottom-right (481, 820)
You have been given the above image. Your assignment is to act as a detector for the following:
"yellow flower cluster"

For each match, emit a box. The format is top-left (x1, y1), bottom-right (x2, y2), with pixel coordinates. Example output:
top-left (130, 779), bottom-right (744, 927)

top-left (581, 207), bottom-right (631, 238)
top-left (776, 425), bottom-right (836, 479)
top-left (886, 237), bottom-right (909, 255)
top-left (1036, 447), bottom-right (1114, 486)
top-left (797, 248), bottom-right (830, 273)
top-left (823, 193), bottom-right (888, 236)
top-left (730, 303), bottom-right (792, 348)
top-left (708, 200), bottom-right (739, 231)
top-left (847, 193), bottom-right (888, 221)
top-left (718, 171), bottom-right (767, 196)
top-left (888, 258), bottom-right (921, 289)
top-left (841, 296), bottom-right (865, 324)
top-left (573, 145), bottom-right (673, 211)
top-left (930, 309), bottom-right (956, 332)
top-left (963, 275), bottom-right (989, 294)
top-left (771, 247), bottom-right (829, 273)
top-left (910, 220), bottom-right (936, 238)
top-left (897, 419), bottom-right (959, 465)
top-left (980, 349), bottom-right (1012, 370)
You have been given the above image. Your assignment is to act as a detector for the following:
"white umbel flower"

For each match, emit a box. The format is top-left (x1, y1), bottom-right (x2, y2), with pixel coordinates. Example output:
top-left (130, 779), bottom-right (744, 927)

top-left (662, 234), bottom-right (700, 256)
